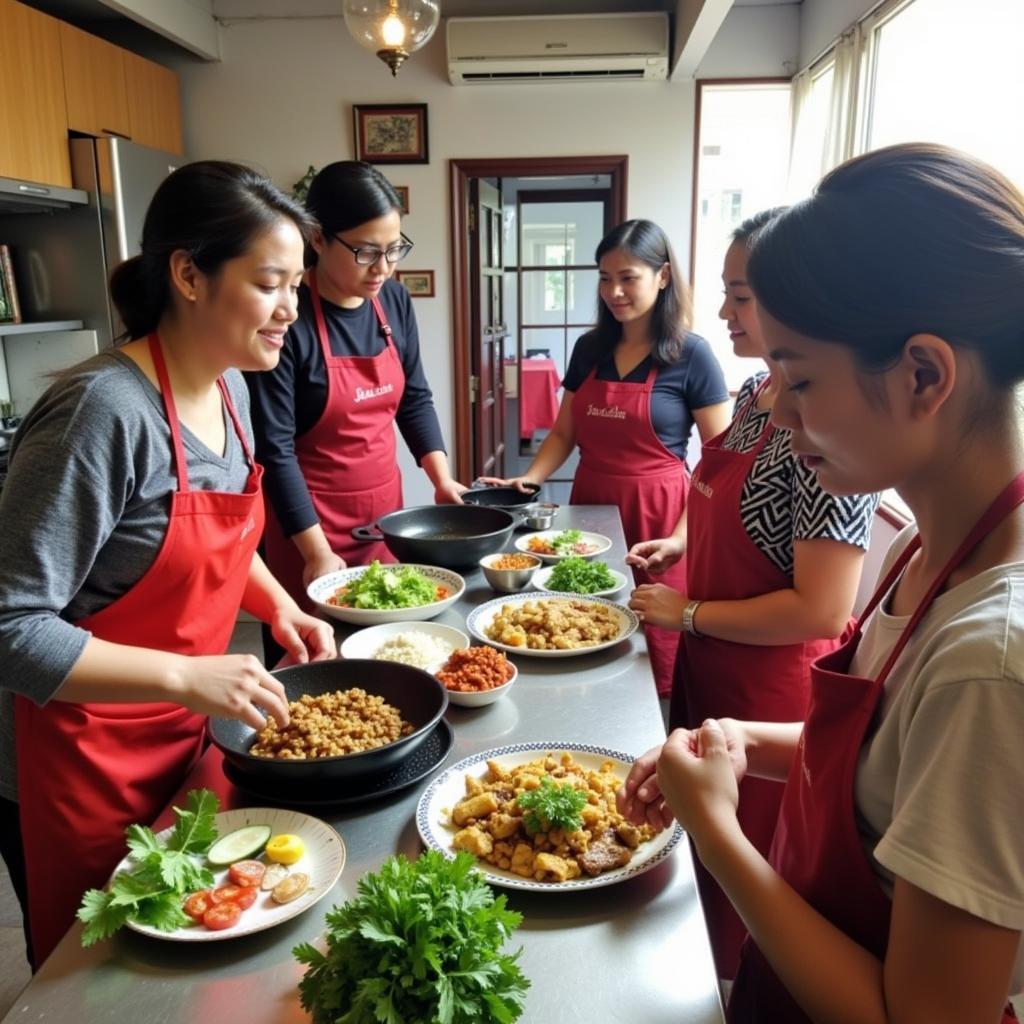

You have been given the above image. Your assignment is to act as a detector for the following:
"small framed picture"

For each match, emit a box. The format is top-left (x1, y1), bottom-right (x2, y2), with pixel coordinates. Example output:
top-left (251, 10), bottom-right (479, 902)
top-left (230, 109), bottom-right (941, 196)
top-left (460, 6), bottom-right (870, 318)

top-left (396, 269), bottom-right (435, 298)
top-left (394, 185), bottom-right (410, 215)
top-left (354, 104), bottom-right (429, 165)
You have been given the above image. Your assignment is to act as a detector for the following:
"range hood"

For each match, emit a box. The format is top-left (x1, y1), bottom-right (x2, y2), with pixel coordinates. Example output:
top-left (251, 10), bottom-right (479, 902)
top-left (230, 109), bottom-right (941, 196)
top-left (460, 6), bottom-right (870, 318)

top-left (0, 176), bottom-right (89, 213)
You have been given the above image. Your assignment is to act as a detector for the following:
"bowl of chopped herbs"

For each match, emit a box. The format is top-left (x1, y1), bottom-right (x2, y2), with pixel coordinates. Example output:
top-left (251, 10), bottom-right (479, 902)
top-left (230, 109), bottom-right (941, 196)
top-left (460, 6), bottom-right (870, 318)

top-left (533, 557), bottom-right (628, 597)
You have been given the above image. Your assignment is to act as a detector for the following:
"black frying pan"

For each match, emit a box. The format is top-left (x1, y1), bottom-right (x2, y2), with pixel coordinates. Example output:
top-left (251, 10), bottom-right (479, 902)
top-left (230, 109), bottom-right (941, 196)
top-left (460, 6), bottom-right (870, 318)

top-left (352, 504), bottom-right (515, 567)
top-left (208, 659), bottom-right (448, 788)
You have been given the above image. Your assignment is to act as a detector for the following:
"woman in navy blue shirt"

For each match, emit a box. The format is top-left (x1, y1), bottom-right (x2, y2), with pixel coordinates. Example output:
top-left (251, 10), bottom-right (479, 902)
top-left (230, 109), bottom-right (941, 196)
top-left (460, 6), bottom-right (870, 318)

top-left (489, 220), bottom-right (731, 698)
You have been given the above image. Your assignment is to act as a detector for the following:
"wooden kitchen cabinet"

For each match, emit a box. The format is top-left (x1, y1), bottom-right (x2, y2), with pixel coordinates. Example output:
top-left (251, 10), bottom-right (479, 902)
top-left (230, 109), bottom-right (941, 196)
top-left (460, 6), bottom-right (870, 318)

top-left (123, 51), bottom-right (184, 155)
top-left (0, 0), bottom-right (72, 187)
top-left (59, 21), bottom-right (131, 140)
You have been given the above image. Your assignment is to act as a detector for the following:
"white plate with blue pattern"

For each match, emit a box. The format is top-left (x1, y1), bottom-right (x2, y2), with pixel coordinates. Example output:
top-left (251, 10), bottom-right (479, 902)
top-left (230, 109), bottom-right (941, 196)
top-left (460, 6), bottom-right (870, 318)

top-left (415, 742), bottom-right (684, 892)
top-left (465, 592), bottom-right (639, 658)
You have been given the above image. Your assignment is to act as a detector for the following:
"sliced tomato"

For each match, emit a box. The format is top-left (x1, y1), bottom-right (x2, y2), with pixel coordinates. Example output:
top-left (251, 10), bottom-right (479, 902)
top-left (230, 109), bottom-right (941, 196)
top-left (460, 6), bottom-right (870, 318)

top-left (183, 890), bottom-right (213, 923)
top-left (211, 884), bottom-right (247, 904)
top-left (203, 902), bottom-right (241, 931)
top-left (232, 886), bottom-right (258, 910)
top-left (228, 860), bottom-right (266, 888)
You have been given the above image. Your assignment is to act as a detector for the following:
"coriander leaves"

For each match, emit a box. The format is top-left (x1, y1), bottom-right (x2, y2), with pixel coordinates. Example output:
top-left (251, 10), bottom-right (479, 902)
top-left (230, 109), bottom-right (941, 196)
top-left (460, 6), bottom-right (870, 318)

top-left (77, 788), bottom-right (219, 946)
top-left (516, 777), bottom-right (588, 834)
top-left (294, 851), bottom-right (529, 1024)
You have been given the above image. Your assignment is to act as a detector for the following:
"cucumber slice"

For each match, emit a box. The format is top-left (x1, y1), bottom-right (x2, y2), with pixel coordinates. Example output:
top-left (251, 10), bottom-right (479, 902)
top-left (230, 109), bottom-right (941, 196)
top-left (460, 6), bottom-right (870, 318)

top-left (207, 824), bottom-right (271, 866)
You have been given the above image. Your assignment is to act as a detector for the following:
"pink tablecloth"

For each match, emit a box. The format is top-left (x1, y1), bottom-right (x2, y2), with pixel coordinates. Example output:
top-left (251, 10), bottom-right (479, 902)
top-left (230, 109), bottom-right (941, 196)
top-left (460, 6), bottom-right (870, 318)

top-left (519, 358), bottom-right (562, 438)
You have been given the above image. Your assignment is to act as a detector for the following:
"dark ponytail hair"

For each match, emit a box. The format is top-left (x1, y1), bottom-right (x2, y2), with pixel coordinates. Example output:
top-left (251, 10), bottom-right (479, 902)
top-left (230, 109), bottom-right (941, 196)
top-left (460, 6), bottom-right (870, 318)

top-left (304, 161), bottom-right (402, 264)
top-left (747, 143), bottom-right (1024, 388)
top-left (590, 219), bottom-right (692, 365)
top-left (109, 160), bottom-right (316, 340)
top-left (732, 207), bottom-right (787, 247)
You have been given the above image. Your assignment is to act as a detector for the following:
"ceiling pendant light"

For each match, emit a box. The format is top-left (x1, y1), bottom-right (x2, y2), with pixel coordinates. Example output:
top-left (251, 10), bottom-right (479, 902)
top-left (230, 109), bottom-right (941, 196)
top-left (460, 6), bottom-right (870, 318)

top-left (343, 0), bottom-right (441, 77)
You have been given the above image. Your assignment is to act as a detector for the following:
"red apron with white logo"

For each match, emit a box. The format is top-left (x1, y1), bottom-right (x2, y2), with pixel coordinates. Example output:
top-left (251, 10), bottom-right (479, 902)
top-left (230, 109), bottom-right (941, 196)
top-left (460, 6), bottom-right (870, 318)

top-left (570, 363), bottom-right (689, 697)
top-left (672, 380), bottom-right (840, 978)
top-left (728, 472), bottom-right (1024, 1023)
top-left (15, 333), bottom-right (264, 964)
top-left (262, 276), bottom-right (405, 609)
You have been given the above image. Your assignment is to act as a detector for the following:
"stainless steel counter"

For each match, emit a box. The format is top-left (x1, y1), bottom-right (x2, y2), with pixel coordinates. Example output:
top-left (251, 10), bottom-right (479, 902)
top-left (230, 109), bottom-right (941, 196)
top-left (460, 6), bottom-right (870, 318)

top-left (3, 505), bottom-right (724, 1024)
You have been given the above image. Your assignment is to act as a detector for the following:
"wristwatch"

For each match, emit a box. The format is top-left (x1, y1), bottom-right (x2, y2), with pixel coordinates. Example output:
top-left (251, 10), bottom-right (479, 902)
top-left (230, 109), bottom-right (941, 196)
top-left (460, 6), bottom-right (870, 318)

top-left (681, 599), bottom-right (703, 638)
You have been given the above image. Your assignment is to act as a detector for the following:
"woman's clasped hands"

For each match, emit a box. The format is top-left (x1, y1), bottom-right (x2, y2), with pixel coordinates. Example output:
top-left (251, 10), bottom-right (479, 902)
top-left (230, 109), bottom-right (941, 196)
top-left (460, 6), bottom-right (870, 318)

top-left (618, 719), bottom-right (749, 853)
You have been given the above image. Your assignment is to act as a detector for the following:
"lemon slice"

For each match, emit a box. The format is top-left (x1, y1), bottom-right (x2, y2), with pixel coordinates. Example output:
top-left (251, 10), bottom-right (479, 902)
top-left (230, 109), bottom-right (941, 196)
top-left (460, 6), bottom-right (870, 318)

top-left (265, 833), bottom-right (305, 865)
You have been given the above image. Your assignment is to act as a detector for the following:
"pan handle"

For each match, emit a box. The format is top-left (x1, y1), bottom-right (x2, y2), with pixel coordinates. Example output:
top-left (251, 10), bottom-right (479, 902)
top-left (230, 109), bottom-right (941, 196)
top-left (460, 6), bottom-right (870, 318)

top-left (352, 523), bottom-right (384, 542)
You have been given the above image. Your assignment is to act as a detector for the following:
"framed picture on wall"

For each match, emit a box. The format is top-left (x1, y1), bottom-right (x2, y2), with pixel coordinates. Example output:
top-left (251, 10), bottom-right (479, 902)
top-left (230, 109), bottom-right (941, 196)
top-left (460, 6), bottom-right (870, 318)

top-left (354, 104), bottom-right (429, 164)
top-left (393, 185), bottom-right (410, 214)
top-left (396, 269), bottom-right (435, 297)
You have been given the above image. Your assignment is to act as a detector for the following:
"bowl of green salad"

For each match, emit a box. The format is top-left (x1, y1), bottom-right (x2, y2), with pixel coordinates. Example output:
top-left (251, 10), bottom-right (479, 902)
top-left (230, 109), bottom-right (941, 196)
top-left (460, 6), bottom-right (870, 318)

top-left (532, 556), bottom-right (629, 598)
top-left (307, 561), bottom-right (466, 625)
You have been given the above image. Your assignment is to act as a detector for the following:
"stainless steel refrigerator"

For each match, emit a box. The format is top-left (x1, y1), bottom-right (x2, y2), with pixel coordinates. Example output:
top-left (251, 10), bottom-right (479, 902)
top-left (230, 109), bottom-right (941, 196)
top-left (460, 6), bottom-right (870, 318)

top-left (0, 136), bottom-right (183, 348)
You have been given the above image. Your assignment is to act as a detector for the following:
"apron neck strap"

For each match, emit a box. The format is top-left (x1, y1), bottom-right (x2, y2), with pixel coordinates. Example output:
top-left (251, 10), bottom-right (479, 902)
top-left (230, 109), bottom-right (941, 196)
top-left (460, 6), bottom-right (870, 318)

top-left (147, 333), bottom-right (190, 494)
top-left (309, 275), bottom-right (395, 358)
top-left (217, 377), bottom-right (258, 474)
top-left (370, 296), bottom-right (394, 345)
top-left (871, 472), bottom-right (1024, 685)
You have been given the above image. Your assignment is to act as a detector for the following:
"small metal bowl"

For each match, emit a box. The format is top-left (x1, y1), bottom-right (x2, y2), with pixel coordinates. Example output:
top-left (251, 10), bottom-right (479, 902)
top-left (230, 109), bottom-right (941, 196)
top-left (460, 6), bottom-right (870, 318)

top-left (523, 503), bottom-right (560, 530)
top-left (478, 552), bottom-right (541, 592)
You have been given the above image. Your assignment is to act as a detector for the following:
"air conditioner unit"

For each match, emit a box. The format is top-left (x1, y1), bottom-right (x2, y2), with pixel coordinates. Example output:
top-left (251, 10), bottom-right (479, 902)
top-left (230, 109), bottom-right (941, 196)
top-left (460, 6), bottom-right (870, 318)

top-left (446, 13), bottom-right (669, 86)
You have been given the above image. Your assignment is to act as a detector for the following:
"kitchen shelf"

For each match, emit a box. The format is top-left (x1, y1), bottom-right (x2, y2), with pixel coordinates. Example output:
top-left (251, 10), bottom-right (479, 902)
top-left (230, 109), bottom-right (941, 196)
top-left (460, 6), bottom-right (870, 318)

top-left (0, 320), bottom-right (85, 335)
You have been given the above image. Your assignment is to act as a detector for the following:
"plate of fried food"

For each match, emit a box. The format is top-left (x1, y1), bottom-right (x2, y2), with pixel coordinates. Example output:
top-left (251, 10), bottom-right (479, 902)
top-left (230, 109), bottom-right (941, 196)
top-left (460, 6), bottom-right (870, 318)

top-left (465, 592), bottom-right (638, 658)
top-left (416, 743), bottom-right (683, 892)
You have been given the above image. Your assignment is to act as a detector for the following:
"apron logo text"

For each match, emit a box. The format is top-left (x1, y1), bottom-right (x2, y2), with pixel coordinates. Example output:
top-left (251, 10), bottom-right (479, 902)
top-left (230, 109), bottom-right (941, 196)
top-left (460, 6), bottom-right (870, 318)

top-left (355, 383), bottom-right (394, 403)
top-left (692, 478), bottom-right (714, 499)
top-left (585, 403), bottom-right (627, 420)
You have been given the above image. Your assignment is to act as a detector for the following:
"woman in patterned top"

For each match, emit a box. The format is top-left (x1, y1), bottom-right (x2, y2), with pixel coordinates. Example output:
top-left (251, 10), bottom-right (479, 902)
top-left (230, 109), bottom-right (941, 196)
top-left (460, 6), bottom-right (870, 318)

top-left (627, 209), bottom-right (878, 979)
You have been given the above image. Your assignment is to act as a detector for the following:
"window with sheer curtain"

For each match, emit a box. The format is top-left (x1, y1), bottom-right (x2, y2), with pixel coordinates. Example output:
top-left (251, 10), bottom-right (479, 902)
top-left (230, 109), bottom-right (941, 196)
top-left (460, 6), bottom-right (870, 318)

top-left (691, 82), bottom-right (792, 392)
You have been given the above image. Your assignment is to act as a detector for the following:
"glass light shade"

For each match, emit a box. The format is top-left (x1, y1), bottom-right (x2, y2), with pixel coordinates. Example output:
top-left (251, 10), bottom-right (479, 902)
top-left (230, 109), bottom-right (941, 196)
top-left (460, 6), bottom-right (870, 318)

top-left (343, 0), bottom-right (440, 75)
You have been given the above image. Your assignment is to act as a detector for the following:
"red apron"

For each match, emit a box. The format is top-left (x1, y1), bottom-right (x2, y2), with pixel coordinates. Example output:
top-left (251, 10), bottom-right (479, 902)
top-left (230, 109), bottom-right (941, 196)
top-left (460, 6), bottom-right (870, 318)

top-left (14, 333), bottom-right (264, 965)
top-left (728, 472), bottom-right (1024, 1023)
top-left (672, 380), bottom-right (841, 978)
top-left (570, 364), bottom-right (689, 696)
top-left (262, 276), bottom-right (405, 610)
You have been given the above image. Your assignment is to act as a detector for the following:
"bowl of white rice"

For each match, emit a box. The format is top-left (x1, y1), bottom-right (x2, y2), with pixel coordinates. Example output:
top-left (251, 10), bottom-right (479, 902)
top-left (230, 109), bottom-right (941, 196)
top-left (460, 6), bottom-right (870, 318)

top-left (338, 621), bottom-right (470, 673)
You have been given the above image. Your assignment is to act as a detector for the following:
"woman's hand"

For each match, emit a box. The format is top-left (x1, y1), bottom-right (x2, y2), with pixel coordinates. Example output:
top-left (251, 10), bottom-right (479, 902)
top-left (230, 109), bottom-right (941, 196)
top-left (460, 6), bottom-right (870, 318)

top-left (475, 475), bottom-right (539, 494)
top-left (302, 550), bottom-right (346, 589)
top-left (618, 720), bottom-right (750, 831)
top-left (269, 607), bottom-right (335, 664)
top-left (626, 536), bottom-right (685, 575)
top-left (657, 721), bottom-right (741, 850)
top-left (617, 740), bottom-right (676, 832)
top-left (434, 478), bottom-right (468, 505)
top-left (175, 654), bottom-right (290, 731)
top-left (629, 583), bottom-right (687, 630)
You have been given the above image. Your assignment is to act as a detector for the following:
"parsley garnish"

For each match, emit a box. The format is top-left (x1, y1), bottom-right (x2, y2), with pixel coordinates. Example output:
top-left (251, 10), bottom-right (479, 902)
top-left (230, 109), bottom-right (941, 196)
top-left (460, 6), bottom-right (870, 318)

top-left (516, 776), bottom-right (588, 834)
top-left (77, 789), bottom-right (220, 946)
top-left (294, 851), bottom-right (529, 1024)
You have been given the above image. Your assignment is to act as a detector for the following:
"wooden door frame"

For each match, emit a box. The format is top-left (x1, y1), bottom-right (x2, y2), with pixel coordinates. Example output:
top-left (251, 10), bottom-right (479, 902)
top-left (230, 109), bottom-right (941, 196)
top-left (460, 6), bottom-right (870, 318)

top-left (449, 155), bottom-right (629, 483)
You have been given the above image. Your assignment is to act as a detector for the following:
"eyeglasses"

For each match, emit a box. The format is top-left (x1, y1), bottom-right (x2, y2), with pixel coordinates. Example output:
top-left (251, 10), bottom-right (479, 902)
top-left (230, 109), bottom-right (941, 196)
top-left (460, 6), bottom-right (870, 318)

top-left (333, 232), bottom-right (414, 266)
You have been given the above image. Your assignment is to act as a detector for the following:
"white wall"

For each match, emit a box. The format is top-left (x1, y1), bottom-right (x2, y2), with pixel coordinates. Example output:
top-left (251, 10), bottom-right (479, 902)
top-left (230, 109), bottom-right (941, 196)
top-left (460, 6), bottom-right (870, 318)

top-left (174, 17), bottom-right (698, 503)
top-left (799, 0), bottom-right (880, 67)
top-left (174, 8), bottom-right (795, 504)
top-left (697, 3), bottom-right (799, 78)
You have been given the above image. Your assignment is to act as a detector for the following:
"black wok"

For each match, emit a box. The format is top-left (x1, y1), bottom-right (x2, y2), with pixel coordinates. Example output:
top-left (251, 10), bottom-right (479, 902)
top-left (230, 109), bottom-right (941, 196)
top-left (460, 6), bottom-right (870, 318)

top-left (352, 504), bottom-right (515, 568)
top-left (208, 659), bottom-right (448, 788)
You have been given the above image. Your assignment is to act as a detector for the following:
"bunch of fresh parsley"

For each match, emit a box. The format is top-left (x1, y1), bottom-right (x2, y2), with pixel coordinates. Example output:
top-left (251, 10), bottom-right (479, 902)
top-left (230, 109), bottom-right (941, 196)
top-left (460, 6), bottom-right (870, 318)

top-left (516, 776), bottom-right (588, 834)
top-left (77, 788), bottom-right (220, 945)
top-left (294, 851), bottom-right (529, 1024)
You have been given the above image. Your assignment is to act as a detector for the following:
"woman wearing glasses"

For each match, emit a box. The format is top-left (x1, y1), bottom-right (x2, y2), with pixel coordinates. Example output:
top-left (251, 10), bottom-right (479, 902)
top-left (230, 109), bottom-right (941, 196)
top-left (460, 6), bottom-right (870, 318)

top-left (248, 162), bottom-right (466, 633)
